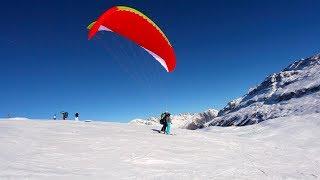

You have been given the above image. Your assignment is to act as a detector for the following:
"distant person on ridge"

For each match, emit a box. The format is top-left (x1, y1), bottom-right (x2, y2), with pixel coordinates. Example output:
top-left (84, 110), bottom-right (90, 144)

top-left (75, 112), bottom-right (79, 121)
top-left (61, 112), bottom-right (65, 120)
top-left (53, 114), bottom-right (56, 120)
top-left (61, 111), bottom-right (68, 120)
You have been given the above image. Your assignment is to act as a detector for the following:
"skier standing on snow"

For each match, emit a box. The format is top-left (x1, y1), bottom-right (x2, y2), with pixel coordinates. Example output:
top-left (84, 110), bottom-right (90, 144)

top-left (53, 114), bottom-right (56, 120)
top-left (165, 113), bottom-right (172, 135)
top-left (160, 112), bottom-right (167, 133)
top-left (160, 112), bottom-right (171, 134)
top-left (75, 112), bottom-right (79, 121)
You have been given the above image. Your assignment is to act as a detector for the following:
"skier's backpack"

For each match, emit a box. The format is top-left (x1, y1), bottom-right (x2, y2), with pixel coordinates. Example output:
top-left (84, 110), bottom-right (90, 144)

top-left (160, 113), bottom-right (166, 125)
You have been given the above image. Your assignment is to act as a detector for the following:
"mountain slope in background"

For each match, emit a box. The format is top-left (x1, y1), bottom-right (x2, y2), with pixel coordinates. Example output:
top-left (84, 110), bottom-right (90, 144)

top-left (130, 109), bottom-right (218, 130)
top-left (206, 54), bottom-right (320, 127)
top-left (131, 53), bottom-right (320, 129)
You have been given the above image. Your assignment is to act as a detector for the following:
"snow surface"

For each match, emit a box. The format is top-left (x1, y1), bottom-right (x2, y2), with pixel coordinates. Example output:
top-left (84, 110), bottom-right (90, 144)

top-left (1, 114), bottom-right (320, 179)
top-left (6, 117), bottom-right (30, 121)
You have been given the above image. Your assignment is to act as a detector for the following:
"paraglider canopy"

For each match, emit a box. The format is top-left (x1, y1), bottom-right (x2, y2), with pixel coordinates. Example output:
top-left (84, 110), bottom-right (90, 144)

top-left (87, 6), bottom-right (176, 72)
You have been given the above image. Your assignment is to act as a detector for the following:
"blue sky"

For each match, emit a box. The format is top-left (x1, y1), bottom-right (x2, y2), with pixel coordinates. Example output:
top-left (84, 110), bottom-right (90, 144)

top-left (0, 0), bottom-right (319, 121)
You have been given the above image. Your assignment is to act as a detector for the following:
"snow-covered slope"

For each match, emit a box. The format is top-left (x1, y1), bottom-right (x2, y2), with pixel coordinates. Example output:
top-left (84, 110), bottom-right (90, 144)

top-left (0, 114), bottom-right (319, 179)
top-left (205, 54), bottom-right (320, 127)
top-left (5, 117), bottom-right (29, 120)
top-left (132, 54), bottom-right (320, 129)
top-left (130, 109), bottom-right (218, 130)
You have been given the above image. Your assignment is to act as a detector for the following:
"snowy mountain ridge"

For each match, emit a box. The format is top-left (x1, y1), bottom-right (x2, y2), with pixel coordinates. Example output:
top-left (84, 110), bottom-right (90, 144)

top-left (130, 109), bottom-right (218, 130)
top-left (205, 53), bottom-right (320, 127)
top-left (131, 53), bottom-right (320, 129)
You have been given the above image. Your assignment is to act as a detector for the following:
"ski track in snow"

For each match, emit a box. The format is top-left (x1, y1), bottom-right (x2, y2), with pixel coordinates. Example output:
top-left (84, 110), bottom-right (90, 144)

top-left (0, 114), bottom-right (319, 179)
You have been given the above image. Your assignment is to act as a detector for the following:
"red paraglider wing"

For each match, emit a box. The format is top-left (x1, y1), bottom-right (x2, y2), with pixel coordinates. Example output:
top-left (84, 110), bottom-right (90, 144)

top-left (88, 6), bottom-right (176, 72)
